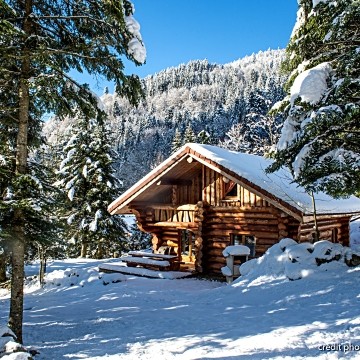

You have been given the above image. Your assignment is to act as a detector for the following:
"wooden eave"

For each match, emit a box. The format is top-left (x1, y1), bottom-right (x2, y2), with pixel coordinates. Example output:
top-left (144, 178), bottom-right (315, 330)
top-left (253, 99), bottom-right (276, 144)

top-left (108, 150), bottom-right (192, 215)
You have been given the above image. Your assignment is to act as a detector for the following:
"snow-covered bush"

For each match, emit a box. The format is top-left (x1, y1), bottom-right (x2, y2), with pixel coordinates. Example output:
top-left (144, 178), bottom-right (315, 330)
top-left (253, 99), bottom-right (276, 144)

top-left (0, 326), bottom-right (32, 359)
top-left (239, 238), bottom-right (357, 282)
top-left (31, 266), bottom-right (126, 289)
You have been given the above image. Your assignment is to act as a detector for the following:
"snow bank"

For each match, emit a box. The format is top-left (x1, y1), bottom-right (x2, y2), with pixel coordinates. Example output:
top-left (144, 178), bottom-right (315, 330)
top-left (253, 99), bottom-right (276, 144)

top-left (350, 218), bottom-right (360, 252)
top-left (24, 264), bottom-right (126, 291)
top-left (237, 239), bottom-right (355, 282)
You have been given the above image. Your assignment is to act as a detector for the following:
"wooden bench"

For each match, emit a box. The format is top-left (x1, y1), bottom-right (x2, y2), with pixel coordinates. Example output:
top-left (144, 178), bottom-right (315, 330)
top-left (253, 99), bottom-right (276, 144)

top-left (120, 251), bottom-right (179, 271)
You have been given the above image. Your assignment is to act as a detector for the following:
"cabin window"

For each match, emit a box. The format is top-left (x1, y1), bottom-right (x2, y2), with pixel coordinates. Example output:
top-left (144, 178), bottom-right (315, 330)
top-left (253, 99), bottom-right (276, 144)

top-left (230, 234), bottom-right (256, 257)
top-left (225, 181), bottom-right (238, 199)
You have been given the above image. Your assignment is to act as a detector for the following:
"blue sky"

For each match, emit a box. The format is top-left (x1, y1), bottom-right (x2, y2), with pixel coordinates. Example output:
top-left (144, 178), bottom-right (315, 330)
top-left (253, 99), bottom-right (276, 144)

top-left (77, 0), bottom-right (298, 94)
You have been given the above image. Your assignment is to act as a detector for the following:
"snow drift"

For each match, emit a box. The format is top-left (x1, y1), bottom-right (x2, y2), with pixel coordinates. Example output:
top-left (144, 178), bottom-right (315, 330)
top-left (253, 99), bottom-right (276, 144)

top-left (238, 238), bottom-right (354, 282)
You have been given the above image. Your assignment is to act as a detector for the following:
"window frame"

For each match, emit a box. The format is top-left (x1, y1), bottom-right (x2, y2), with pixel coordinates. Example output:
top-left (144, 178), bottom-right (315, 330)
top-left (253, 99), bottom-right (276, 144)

top-left (230, 233), bottom-right (257, 257)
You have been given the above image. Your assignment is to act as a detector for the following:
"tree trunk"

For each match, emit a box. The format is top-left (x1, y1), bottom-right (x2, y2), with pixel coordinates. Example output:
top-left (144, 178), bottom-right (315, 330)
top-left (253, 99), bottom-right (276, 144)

top-left (38, 245), bottom-right (46, 286)
top-left (8, 234), bottom-right (25, 344)
top-left (0, 252), bottom-right (7, 283)
top-left (9, 0), bottom-right (33, 344)
top-left (310, 191), bottom-right (319, 243)
top-left (80, 243), bottom-right (88, 258)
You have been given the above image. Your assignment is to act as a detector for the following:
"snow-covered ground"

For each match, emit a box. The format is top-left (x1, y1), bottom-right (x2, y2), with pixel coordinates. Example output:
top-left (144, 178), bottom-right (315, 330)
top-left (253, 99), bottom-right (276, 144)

top-left (1, 223), bottom-right (360, 359)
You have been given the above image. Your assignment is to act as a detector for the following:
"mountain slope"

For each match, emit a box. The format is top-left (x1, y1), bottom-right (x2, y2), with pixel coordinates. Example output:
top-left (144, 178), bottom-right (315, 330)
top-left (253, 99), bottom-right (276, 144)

top-left (44, 49), bottom-right (286, 188)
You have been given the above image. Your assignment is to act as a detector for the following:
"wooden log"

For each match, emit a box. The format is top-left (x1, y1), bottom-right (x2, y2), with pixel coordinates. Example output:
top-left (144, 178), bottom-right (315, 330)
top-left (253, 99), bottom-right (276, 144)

top-left (299, 222), bottom-right (347, 231)
top-left (206, 249), bottom-right (225, 256)
top-left (278, 222), bottom-right (288, 230)
top-left (206, 242), bottom-right (229, 249)
top-left (210, 168), bottom-right (215, 206)
top-left (204, 224), bottom-right (279, 233)
top-left (206, 262), bottom-right (225, 272)
top-left (162, 230), bottom-right (179, 235)
top-left (206, 255), bottom-right (226, 263)
top-left (205, 217), bottom-right (279, 225)
top-left (207, 211), bottom-right (279, 219)
top-left (215, 174), bottom-right (221, 207)
top-left (153, 221), bottom-right (197, 228)
top-left (256, 239), bottom-right (280, 246)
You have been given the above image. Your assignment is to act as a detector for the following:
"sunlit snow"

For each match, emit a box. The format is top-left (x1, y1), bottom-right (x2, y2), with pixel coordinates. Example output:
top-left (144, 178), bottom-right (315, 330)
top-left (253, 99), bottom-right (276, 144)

top-left (290, 62), bottom-right (332, 105)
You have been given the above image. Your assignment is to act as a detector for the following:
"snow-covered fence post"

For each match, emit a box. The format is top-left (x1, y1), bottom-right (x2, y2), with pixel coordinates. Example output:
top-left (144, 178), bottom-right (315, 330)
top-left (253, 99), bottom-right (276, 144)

top-left (221, 245), bottom-right (250, 283)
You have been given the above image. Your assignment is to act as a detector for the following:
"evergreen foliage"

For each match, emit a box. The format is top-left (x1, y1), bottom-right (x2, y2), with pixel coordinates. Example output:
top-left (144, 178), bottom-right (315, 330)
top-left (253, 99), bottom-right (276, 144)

top-left (184, 124), bottom-right (196, 143)
top-left (220, 90), bottom-right (284, 155)
top-left (0, 0), bottom-right (145, 341)
top-left (171, 129), bottom-right (183, 152)
top-left (268, 0), bottom-right (360, 197)
top-left (56, 111), bottom-right (129, 259)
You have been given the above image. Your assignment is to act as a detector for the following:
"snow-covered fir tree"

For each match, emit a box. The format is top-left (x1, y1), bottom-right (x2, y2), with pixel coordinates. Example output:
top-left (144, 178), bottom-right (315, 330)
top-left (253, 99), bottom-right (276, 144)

top-left (268, 0), bottom-right (360, 197)
top-left (1, 0), bottom-right (146, 341)
top-left (184, 124), bottom-right (196, 143)
top-left (197, 130), bottom-right (212, 145)
top-left (171, 129), bottom-right (183, 152)
top-left (56, 111), bottom-right (129, 259)
top-left (220, 90), bottom-right (284, 155)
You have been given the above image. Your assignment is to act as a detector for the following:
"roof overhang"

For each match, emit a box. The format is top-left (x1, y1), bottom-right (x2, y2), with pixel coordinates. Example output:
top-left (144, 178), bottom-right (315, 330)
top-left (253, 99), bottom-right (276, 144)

top-left (108, 144), bottom-right (360, 220)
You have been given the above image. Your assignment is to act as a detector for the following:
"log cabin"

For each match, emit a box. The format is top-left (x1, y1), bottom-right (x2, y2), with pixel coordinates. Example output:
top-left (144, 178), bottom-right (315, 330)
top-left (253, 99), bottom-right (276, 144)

top-left (108, 144), bottom-right (360, 275)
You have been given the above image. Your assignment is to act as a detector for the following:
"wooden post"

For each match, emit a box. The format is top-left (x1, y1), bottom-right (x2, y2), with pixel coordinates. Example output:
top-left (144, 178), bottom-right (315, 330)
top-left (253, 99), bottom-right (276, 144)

top-left (194, 201), bottom-right (205, 273)
top-left (310, 191), bottom-right (319, 243)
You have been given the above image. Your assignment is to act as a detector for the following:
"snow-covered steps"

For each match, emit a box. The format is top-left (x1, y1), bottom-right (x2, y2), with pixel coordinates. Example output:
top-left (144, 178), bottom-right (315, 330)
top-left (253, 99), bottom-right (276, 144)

top-left (128, 250), bottom-right (177, 260)
top-left (98, 262), bottom-right (192, 279)
top-left (119, 251), bottom-right (179, 270)
top-left (119, 256), bottom-right (171, 268)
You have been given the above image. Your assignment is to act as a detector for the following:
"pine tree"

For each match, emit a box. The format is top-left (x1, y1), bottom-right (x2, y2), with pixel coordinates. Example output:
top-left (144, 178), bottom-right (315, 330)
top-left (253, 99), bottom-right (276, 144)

top-left (171, 129), bottom-right (183, 152)
top-left (184, 124), bottom-right (196, 143)
top-left (268, 0), bottom-right (360, 197)
top-left (197, 130), bottom-right (212, 145)
top-left (0, 0), bottom-right (145, 342)
top-left (56, 111), bottom-right (129, 259)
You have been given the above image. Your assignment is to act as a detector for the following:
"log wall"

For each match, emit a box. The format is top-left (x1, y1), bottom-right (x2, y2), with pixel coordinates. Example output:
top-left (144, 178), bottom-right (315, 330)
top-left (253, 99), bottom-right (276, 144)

top-left (201, 206), bottom-right (298, 274)
top-left (298, 216), bottom-right (350, 246)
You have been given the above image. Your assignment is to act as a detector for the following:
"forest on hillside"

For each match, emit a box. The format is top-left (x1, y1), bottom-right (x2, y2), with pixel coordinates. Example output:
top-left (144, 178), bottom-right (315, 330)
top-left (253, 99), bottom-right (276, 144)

top-left (44, 49), bottom-right (286, 188)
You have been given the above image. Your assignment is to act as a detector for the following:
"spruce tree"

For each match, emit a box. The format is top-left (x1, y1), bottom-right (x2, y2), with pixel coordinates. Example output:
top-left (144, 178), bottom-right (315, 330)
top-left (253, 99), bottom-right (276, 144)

top-left (171, 129), bottom-right (183, 152)
top-left (268, 0), bottom-right (360, 197)
top-left (184, 124), bottom-right (196, 143)
top-left (56, 111), bottom-right (128, 259)
top-left (197, 130), bottom-right (212, 145)
top-left (0, 0), bottom-right (145, 342)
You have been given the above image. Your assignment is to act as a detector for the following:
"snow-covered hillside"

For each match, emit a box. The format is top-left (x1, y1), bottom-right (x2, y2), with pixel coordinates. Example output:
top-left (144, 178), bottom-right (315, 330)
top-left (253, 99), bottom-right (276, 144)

top-left (44, 49), bottom-right (286, 188)
top-left (1, 225), bottom-right (360, 359)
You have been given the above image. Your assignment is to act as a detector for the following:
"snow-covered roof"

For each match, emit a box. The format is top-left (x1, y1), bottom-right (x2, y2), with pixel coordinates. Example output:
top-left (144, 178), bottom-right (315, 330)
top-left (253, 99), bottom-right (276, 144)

top-left (188, 144), bottom-right (360, 215)
top-left (108, 143), bottom-right (360, 217)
